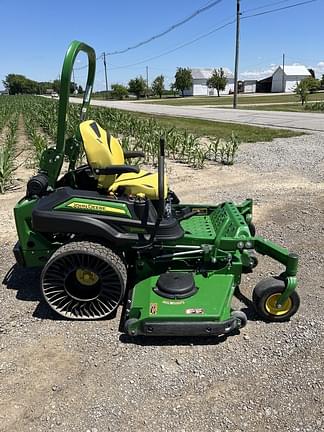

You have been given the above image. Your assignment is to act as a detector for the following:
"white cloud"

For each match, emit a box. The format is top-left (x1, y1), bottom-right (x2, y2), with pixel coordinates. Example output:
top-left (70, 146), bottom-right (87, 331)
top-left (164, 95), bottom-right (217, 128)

top-left (314, 61), bottom-right (324, 76)
top-left (239, 65), bottom-right (278, 80)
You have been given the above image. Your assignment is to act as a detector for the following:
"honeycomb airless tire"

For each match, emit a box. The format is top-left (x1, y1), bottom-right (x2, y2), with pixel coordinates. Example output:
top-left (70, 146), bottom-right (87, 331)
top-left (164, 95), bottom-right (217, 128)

top-left (41, 241), bottom-right (126, 320)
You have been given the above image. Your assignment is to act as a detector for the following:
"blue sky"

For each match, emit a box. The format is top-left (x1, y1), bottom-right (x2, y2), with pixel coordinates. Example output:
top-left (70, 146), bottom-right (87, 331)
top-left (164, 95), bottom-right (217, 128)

top-left (1, 0), bottom-right (324, 91)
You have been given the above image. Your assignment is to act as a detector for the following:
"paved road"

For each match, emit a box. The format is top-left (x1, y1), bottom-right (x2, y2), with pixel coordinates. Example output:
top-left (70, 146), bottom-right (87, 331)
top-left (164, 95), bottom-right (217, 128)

top-left (69, 97), bottom-right (324, 131)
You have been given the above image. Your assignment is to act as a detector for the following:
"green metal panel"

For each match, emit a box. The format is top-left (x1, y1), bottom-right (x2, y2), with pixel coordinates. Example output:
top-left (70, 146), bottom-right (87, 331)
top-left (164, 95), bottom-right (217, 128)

top-left (181, 215), bottom-right (216, 242)
top-left (180, 203), bottom-right (251, 247)
top-left (129, 273), bottom-right (235, 325)
top-left (14, 198), bottom-right (56, 267)
top-left (54, 197), bottom-right (132, 218)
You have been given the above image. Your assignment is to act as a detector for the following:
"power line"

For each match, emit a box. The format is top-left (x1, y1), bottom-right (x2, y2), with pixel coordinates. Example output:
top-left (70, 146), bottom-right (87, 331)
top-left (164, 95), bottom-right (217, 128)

top-left (104, 0), bottom-right (224, 56)
top-left (75, 0), bottom-right (320, 76)
top-left (243, 0), bottom-right (298, 13)
top-left (242, 0), bottom-right (319, 19)
top-left (106, 19), bottom-right (236, 71)
top-left (74, 53), bottom-right (103, 71)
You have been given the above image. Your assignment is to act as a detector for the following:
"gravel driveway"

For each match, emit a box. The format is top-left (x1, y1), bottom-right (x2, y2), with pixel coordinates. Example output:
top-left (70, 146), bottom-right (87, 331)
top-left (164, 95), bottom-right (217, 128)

top-left (0, 132), bottom-right (323, 432)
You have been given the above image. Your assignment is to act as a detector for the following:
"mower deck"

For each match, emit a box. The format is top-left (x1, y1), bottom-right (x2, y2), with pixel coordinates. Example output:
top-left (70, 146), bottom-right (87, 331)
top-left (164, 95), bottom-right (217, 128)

top-left (125, 273), bottom-right (237, 337)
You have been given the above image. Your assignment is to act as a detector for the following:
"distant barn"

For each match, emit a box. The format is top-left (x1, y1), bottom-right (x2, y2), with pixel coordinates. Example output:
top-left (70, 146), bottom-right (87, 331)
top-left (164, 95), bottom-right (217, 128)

top-left (271, 65), bottom-right (311, 93)
top-left (184, 68), bottom-right (234, 96)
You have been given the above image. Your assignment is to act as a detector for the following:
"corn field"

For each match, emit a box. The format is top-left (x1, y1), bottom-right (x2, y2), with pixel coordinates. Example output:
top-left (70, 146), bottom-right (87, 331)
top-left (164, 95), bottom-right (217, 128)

top-left (0, 95), bottom-right (240, 192)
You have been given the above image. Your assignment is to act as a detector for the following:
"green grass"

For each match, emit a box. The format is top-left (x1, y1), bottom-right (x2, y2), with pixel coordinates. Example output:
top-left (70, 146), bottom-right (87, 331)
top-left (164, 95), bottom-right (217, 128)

top-left (236, 103), bottom-right (319, 113)
top-left (142, 92), bottom-right (324, 106)
top-left (124, 111), bottom-right (303, 142)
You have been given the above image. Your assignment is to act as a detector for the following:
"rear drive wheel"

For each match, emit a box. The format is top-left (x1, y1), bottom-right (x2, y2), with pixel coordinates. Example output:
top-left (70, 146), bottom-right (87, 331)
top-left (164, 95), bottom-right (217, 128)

top-left (41, 241), bottom-right (126, 320)
top-left (253, 277), bottom-right (300, 322)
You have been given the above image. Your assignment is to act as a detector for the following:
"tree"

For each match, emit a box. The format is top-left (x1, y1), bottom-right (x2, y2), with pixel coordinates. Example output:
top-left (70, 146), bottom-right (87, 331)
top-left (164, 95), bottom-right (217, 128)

top-left (321, 74), bottom-right (324, 89)
top-left (301, 76), bottom-right (321, 93)
top-left (53, 79), bottom-right (61, 93)
top-left (295, 77), bottom-right (321, 105)
top-left (170, 82), bottom-right (178, 96)
top-left (294, 80), bottom-right (310, 105)
top-left (2, 74), bottom-right (38, 95)
top-left (174, 67), bottom-right (192, 97)
top-left (151, 75), bottom-right (165, 98)
top-left (128, 76), bottom-right (147, 99)
top-left (111, 83), bottom-right (128, 100)
top-left (78, 85), bottom-right (83, 94)
top-left (207, 68), bottom-right (228, 97)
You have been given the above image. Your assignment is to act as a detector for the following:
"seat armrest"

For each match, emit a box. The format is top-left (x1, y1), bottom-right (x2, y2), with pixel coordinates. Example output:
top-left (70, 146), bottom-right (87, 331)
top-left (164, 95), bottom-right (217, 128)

top-left (123, 151), bottom-right (145, 159)
top-left (93, 165), bottom-right (140, 175)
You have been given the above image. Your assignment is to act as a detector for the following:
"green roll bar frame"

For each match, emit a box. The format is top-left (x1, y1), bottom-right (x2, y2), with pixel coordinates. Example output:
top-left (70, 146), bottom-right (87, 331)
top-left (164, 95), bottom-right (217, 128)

top-left (40, 40), bottom-right (96, 187)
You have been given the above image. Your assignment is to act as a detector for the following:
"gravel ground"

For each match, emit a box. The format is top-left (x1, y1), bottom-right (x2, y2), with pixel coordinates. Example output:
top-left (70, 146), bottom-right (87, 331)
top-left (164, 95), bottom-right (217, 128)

top-left (0, 132), bottom-right (323, 432)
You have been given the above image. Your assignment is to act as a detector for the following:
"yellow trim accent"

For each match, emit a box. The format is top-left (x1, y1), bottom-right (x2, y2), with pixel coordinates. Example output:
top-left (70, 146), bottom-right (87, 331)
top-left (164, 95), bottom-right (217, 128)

top-left (67, 202), bottom-right (126, 214)
top-left (109, 170), bottom-right (167, 200)
top-left (75, 269), bottom-right (99, 286)
top-left (265, 293), bottom-right (292, 316)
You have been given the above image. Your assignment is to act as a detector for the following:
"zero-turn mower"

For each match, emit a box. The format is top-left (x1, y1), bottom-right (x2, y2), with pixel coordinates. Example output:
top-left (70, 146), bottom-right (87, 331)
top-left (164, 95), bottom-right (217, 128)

top-left (12, 41), bottom-right (300, 337)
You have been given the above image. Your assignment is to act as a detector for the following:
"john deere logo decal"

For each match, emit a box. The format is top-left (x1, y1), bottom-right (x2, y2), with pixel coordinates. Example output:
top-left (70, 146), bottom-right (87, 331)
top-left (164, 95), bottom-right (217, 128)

top-left (67, 202), bottom-right (126, 214)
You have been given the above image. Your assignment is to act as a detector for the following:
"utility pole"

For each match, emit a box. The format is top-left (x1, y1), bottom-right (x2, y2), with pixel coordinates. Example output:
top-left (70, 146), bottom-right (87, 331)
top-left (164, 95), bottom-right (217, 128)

top-left (72, 68), bottom-right (76, 93)
top-left (233, 0), bottom-right (240, 109)
top-left (282, 53), bottom-right (285, 93)
top-left (146, 65), bottom-right (149, 98)
top-left (103, 52), bottom-right (109, 99)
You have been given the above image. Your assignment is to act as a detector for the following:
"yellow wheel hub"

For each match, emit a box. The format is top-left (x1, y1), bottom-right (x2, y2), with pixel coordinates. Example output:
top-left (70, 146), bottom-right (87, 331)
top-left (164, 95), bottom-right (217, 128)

top-left (75, 269), bottom-right (99, 286)
top-left (265, 293), bottom-right (292, 316)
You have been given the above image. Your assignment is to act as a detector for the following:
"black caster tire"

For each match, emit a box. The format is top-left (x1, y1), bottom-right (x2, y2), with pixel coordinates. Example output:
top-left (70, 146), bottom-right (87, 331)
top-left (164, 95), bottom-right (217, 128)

top-left (243, 251), bottom-right (258, 272)
top-left (41, 241), bottom-right (127, 320)
top-left (253, 277), bottom-right (300, 322)
top-left (249, 252), bottom-right (258, 269)
top-left (248, 222), bottom-right (256, 237)
top-left (231, 310), bottom-right (248, 328)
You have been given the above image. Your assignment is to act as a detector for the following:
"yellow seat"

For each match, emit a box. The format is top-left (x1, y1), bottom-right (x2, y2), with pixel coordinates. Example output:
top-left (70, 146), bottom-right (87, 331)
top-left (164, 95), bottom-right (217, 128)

top-left (79, 120), bottom-right (167, 200)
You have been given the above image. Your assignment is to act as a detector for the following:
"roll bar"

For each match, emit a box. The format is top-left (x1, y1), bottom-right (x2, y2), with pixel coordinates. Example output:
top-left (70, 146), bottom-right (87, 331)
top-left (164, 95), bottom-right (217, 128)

top-left (40, 40), bottom-right (96, 187)
top-left (57, 40), bottom-right (96, 154)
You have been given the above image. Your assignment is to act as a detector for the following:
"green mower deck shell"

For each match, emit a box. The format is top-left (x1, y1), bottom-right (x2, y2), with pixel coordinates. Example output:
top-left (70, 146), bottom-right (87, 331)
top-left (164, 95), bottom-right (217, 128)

top-left (126, 273), bottom-right (236, 335)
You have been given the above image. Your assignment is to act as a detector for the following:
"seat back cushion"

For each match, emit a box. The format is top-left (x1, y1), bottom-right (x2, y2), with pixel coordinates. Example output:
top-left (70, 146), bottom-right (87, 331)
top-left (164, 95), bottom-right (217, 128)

top-left (79, 120), bottom-right (124, 188)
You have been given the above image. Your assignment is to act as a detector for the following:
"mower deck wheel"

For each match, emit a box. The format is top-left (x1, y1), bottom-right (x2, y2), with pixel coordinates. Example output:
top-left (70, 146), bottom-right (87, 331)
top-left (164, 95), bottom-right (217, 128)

top-left (253, 277), bottom-right (300, 322)
top-left (41, 241), bottom-right (127, 320)
top-left (231, 310), bottom-right (248, 328)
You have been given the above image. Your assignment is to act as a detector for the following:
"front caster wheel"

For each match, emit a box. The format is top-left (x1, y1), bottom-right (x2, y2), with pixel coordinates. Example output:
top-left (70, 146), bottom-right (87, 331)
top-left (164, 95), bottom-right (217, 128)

top-left (231, 310), bottom-right (247, 329)
top-left (253, 277), bottom-right (300, 322)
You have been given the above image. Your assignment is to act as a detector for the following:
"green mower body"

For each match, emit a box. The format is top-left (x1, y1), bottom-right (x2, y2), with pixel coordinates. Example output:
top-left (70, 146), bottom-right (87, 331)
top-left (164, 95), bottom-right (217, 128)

top-left (11, 41), bottom-right (300, 338)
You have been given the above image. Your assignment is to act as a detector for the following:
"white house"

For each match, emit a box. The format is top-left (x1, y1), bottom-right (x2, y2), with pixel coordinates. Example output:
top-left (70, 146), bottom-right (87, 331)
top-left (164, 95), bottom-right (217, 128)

top-left (271, 65), bottom-right (311, 93)
top-left (183, 68), bottom-right (234, 96)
